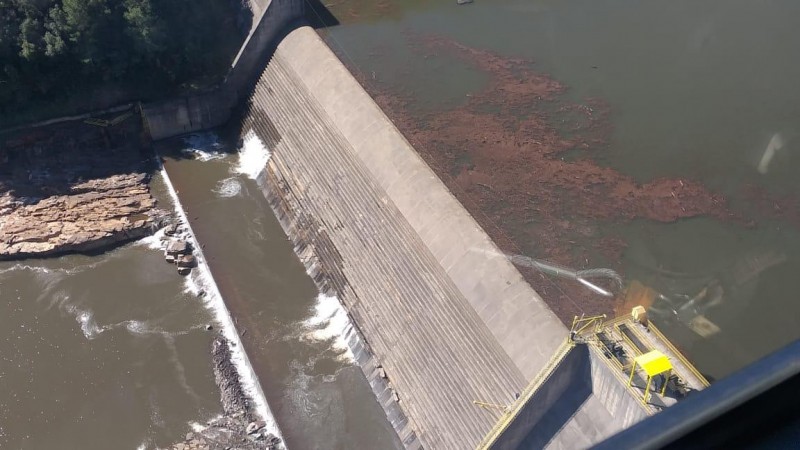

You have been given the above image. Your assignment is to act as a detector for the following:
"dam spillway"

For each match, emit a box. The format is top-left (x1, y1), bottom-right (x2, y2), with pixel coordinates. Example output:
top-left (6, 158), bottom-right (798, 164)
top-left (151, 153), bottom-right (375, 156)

top-left (238, 25), bottom-right (567, 449)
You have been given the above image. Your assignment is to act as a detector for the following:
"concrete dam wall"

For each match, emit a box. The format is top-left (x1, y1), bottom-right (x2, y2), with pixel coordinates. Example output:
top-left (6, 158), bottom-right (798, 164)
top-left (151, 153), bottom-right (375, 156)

top-left (238, 25), bottom-right (568, 449)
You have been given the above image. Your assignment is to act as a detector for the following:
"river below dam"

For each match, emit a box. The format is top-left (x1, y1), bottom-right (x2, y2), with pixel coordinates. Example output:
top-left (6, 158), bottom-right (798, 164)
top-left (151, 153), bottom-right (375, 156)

top-left (0, 132), bottom-right (402, 449)
top-left (0, 175), bottom-right (221, 449)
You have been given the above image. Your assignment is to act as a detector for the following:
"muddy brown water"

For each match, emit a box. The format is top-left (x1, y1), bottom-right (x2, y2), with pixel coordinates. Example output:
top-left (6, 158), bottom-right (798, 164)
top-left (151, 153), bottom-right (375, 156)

top-left (160, 134), bottom-right (402, 450)
top-left (0, 176), bottom-right (220, 449)
top-left (0, 134), bottom-right (402, 449)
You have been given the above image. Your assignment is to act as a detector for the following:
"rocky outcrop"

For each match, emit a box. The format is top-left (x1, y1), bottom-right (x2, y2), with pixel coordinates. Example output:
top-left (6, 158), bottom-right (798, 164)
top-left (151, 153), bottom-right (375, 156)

top-left (0, 107), bottom-right (166, 260)
top-left (0, 172), bottom-right (163, 259)
top-left (167, 337), bottom-right (282, 450)
top-left (211, 336), bottom-right (254, 421)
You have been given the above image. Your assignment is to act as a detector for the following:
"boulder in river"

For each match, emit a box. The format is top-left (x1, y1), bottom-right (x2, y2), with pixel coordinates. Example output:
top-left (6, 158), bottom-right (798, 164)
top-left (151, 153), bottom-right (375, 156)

top-left (246, 421), bottom-right (267, 435)
top-left (166, 240), bottom-right (190, 256)
top-left (177, 254), bottom-right (197, 268)
top-left (164, 223), bottom-right (180, 236)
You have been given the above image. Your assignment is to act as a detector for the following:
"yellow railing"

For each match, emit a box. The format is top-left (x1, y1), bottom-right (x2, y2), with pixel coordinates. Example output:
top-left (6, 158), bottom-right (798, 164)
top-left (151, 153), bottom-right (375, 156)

top-left (475, 338), bottom-right (574, 450)
top-left (586, 343), bottom-right (653, 414)
top-left (616, 324), bottom-right (646, 356)
top-left (649, 322), bottom-right (710, 387)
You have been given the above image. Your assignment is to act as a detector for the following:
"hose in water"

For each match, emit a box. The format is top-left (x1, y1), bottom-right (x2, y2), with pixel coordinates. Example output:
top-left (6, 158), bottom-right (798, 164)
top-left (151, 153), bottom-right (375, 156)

top-left (506, 254), bottom-right (623, 297)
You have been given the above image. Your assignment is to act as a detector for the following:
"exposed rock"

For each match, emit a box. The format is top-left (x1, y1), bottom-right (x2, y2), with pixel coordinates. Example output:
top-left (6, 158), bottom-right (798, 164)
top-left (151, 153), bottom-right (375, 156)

top-left (211, 337), bottom-right (252, 420)
top-left (167, 239), bottom-right (190, 255)
top-left (0, 173), bottom-right (163, 259)
top-left (246, 421), bottom-right (267, 435)
top-left (0, 109), bottom-right (163, 260)
top-left (178, 254), bottom-right (197, 268)
top-left (164, 223), bottom-right (180, 236)
top-left (167, 337), bottom-right (280, 450)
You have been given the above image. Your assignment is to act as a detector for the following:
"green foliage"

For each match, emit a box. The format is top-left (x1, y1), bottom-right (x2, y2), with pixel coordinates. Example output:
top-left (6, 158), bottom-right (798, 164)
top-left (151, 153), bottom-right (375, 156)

top-left (0, 0), bottom-right (244, 121)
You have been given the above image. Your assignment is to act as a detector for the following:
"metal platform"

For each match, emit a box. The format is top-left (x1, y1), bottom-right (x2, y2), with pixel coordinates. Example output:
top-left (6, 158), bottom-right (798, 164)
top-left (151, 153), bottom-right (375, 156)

top-left (477, 311), bottom-right (709, 450)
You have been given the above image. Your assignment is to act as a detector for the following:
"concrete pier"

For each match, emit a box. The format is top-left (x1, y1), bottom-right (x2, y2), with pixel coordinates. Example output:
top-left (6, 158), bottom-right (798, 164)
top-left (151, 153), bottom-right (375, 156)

top-left (241, 26), bottom-right (566, 449)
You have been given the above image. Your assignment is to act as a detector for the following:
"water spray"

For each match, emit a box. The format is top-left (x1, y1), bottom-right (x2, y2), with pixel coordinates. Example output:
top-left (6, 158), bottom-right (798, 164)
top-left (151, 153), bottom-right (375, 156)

top-left (473, 248), bottom-right (623, 297)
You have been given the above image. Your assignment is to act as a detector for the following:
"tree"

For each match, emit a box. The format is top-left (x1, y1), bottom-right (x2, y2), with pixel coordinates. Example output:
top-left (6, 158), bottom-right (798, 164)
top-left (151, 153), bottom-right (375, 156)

top-left (123, 0), bottom-right (164, 55)
top-left (0, 0), bottom-right (245, 123)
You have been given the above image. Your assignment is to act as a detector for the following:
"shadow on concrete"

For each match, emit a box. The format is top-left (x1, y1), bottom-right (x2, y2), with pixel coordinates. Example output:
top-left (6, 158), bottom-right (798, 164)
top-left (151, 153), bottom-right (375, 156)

top-left (491, 344), bottom-right (593, 450)
top-left (303, 0), bottom-right (341, 28)
top-left (489, 344), bottom-right (648, 450)
top-left (517, 364), bottom-right (593, 449)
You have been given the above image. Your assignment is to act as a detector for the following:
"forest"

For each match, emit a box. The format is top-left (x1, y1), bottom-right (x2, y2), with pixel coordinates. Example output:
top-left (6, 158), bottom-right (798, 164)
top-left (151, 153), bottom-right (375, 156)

top-left (0, 0), bottom-right (245, 122)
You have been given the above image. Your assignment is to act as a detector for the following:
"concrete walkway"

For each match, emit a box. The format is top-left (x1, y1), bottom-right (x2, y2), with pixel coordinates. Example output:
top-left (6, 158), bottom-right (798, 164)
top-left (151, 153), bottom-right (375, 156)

top-left (245, 26), bottom-right (567, 449)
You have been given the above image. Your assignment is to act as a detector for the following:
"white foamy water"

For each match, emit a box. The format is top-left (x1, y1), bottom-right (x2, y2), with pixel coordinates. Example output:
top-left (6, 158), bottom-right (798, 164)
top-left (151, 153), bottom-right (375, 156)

top-left (72, 307), bottom-right (105, 340)
top-left (213, 177), bottom-right (242, 198)
top-left (0, 259), bottom-right (107, 277)
top-left (134, 226), bottom-right (167, 250)
top-left (157, 164), bottom-right (284, 443)
top-left (0, 264), bottom-right (52, 276)
top-left (234, 130), bottom-right (271, 180)
top-left (189, 416), bottom-right (221, 433)
top-left (302, 294), bottom-right (355, 362)
top-left (182, 133), bottom-right (227, 161)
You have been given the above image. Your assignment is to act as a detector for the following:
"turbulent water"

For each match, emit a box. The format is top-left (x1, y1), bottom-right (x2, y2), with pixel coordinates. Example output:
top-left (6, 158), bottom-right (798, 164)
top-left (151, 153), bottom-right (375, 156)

top-left (161, 131), bottom-right (402, 449)
top-left (0, 179), bottom-right (220, 449)
top-left (0, 128), bottom-right (401, 449)
top-left (9, 1), bottom-right (795, 446)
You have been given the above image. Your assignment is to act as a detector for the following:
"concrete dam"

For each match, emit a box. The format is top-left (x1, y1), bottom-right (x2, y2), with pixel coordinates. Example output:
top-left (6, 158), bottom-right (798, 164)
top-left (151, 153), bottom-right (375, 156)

top-left (141, 2), bottom-right (707, 448)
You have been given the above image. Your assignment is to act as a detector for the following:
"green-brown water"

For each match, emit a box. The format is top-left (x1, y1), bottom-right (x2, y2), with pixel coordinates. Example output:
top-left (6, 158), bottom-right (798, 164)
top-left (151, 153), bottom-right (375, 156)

top-left (318, 0), bottom-right (800, 379)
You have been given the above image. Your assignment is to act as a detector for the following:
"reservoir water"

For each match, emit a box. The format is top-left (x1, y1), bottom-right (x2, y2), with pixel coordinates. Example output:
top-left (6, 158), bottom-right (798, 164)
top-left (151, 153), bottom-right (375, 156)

top-left (317, 0), bottom-right (800, 380)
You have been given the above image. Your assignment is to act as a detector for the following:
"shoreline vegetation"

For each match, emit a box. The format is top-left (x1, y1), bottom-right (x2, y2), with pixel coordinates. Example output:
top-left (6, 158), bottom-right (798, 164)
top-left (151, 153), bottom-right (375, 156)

top-left (0, 0), bottom-right (249, 128)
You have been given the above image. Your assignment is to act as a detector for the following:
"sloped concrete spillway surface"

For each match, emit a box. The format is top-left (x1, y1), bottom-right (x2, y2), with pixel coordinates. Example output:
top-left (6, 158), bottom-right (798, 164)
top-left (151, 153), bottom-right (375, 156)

top-left (240, 25), bottom-right (567, 449)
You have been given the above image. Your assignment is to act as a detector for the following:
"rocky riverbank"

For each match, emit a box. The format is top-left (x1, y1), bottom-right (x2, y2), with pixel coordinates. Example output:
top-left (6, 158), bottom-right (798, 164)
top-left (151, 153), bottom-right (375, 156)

top-left (0, 110), bottom-right (165, 260)
top-left (0, 173), bottom-right (163, 259)
top-left (167, 337), bottom-right (282, 450)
